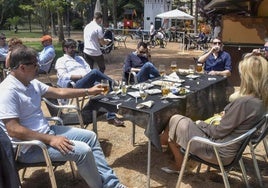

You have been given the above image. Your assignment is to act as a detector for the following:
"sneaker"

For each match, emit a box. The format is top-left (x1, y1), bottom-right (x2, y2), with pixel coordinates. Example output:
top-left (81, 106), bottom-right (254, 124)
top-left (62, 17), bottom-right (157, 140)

top-left (116, 183), bottom-right (127, 188)
top-left (108, 117), bottom-right (125, 127)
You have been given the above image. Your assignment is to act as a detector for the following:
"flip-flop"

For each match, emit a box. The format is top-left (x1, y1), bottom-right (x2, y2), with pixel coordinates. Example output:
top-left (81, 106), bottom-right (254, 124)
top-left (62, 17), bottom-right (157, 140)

top-left (161, 167), bottom-right (180, 174)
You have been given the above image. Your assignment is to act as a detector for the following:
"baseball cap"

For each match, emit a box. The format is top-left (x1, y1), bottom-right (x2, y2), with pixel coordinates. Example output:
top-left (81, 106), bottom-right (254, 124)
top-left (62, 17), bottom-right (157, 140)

top-left (41, 35), bottom-right (52, 42)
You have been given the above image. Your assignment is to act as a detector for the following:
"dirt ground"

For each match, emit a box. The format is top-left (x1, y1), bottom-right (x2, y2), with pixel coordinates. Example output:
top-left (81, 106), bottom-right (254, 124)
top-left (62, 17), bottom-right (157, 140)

top-left (19, 35), bottom-right (268, 188)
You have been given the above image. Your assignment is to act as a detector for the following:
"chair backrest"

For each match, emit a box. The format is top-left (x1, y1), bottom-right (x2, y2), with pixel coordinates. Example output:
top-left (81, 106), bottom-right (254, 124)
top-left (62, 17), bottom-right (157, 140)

top-left (0, 127), bottom-right (21, 187)
top-left (39, 56), bottom-right (56, 74)
top-left (251, 113), bottom-right (268, 145)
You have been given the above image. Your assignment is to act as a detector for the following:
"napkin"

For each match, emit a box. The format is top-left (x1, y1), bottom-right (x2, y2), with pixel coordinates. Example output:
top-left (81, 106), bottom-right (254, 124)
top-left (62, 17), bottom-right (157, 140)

top-left (164, 72), bottom-right (185, 83)
top-left (136, 100), bottom-right (154, 109)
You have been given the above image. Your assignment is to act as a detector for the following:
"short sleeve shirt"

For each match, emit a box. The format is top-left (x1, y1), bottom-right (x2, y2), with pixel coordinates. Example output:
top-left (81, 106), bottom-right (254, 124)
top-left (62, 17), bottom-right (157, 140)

top-left (0, 75), bottom-right (50, 142)
top-left (83, 20), bottom-right (104, 56)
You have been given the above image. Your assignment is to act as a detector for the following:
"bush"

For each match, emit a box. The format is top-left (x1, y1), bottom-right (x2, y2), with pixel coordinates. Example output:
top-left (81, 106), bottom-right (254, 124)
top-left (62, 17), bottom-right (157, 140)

top-left (71, 19), bottom-right (84, 30)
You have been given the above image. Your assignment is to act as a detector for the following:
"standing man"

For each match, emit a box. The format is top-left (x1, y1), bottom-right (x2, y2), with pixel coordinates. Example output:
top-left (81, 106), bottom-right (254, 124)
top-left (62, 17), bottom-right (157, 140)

top-left (198, 37), bottom-right (232, 77)
top-left (83, 11), bottom-right (110, 73)
top-left (149, 22), bottom-right (155, 42)
top-left (38, 35), bottom-right (56, 73)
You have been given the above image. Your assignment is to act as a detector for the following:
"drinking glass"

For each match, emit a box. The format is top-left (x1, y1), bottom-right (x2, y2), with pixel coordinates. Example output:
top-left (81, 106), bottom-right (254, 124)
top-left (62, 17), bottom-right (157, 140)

top-left (139, 84), bottom-right (148, 101)
top-left (189, 65), bottom-right (195, 74)
top-left (196, 63), bottom-right (203, 73)
top-left (170, 61), bottom-right (177, 72)
top-left (158, 64), bottom-right (166, 78)
top-left (161, 84), bottom-right (170, 103)
top-left (112, 80), bottom-right (121, 99)
top-left (101, 79), bottom-right (109, 95)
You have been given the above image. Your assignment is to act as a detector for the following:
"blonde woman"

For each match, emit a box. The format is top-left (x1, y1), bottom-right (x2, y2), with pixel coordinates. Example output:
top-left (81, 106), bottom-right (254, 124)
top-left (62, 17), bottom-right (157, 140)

top-left (160, 55), bottom-right (268, 173)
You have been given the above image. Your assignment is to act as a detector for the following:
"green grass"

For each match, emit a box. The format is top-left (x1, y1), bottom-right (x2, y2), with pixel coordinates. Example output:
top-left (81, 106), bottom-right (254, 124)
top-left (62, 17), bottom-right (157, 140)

top-left (1, 30), bottom-right (44, 38)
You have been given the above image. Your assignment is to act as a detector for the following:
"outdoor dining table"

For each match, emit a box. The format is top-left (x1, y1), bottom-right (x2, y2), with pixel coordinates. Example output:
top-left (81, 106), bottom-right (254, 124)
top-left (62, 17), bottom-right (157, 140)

top-left (90, 73), bottom-right (228, 188)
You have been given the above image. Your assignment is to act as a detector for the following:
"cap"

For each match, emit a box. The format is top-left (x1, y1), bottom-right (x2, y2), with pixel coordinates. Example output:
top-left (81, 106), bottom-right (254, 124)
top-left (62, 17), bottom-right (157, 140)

top-left (41, 35), bottom-right (52, 42)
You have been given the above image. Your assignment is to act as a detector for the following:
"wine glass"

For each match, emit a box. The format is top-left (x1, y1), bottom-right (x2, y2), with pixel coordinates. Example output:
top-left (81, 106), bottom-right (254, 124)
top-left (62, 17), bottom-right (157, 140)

top-left (101, 79), bottom-right (109, 96)
top-left (158, 64), bottom-right (166, 79)
top-left (139, 84), bottom-right (148, 101)
top-left (170, 61), bottom-right (177, 73)
top-left (112, 80), bottom-right (121, 100)
top-left (189, 65), bottom-right (195, 75)
top-left (161, 84), bottom-right (170, 103)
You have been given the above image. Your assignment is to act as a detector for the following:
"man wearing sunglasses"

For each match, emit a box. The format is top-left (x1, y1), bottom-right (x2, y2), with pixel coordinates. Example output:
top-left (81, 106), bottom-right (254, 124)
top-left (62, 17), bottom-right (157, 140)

top-left (123, 41), bottom-right (160, 83)
top-left (0, 33), bottom-right (8, 63)
top-left (244, 38), bottom-right (268, 60)
top-left (198, 37), bottom-right (232, 77)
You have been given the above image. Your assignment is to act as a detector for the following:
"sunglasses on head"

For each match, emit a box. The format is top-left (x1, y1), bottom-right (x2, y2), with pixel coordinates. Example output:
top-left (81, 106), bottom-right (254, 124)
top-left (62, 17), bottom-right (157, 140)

top-left (213, 42), bottom-right (222, 45)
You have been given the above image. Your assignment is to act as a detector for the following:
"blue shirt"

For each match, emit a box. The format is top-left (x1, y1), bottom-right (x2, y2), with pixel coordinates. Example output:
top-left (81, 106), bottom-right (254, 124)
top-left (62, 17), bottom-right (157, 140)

top-left (204, 51), bottom-right (232, 72)
top-left (123, 52), bottom-right (149, 73)
top-left (38, 45), bottom-right (56, 72)
top-left (0, 45), bottom-right (8, 62)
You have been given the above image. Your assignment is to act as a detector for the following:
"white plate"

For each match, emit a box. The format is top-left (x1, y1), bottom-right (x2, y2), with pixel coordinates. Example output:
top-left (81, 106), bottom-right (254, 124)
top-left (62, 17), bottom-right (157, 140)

top-left (145, 89), bottom-right (162, 95)
top-left (151, 80), bottom-right (181, 87)
top-left (127, 91), bottom-right (141, 98)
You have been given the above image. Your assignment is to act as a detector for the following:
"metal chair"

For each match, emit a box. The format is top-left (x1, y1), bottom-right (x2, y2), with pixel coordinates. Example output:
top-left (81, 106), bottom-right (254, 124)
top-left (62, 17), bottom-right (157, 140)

top-left (38, 57), bottom-right (56, 85)
top-left (4, 117), bottom-right (76, 188)
top-left (42, 97), bottom-right (86, 129)
top-left (176, 117), bottom-right (266, 188)
top-left (248, 113), bottom-right (268, 187)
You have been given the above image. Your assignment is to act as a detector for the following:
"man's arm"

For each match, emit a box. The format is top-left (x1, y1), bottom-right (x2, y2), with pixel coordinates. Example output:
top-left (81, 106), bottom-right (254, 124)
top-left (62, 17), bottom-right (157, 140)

top-left (39, 48), bottom-right (56, 65)
top-left (43, 84), bottom-right (103, 99)
top-left (197, 48), bottom-right (214, 63)
top-left (4, 118), bottom-right (74, 154)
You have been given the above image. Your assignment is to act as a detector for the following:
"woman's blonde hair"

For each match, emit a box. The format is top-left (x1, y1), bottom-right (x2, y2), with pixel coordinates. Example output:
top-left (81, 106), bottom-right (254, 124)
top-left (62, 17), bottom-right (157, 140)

top-left (239, 55), bottom-right (268, 107)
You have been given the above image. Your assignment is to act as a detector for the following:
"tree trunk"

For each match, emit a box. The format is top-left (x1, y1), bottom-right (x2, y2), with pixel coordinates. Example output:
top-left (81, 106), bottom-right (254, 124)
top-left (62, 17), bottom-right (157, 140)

top-left (103, 0), bottom-right (108, 27)
top-left (57, 11), bottom-right (65, 42)
top-left (113, 0), bottom-right (117, 29)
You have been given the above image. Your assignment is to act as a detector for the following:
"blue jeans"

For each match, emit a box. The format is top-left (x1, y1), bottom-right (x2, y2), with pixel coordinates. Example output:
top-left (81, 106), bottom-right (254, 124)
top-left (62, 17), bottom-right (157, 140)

top-left (18, 126), bottom-right (120, 188)
top-left (75, 69), bottom-right (116, 120)
top-left (137, 62), bottom-right (160, 83)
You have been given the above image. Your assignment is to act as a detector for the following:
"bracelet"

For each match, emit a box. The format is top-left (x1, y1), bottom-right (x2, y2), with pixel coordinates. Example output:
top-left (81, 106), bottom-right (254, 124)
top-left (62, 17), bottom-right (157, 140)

top-left (84, 88), bottom-right (89, 96)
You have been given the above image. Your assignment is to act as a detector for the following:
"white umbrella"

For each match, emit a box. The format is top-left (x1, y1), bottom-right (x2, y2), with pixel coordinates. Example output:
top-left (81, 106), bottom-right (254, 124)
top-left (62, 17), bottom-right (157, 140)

top-left (94, 0), bottom-right (102, 13)
top-left (156, 9), bottom-right (194, 20)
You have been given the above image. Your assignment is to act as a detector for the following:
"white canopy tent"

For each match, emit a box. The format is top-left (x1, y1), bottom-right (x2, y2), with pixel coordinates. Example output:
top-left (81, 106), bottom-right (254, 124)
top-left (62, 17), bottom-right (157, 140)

top-left (156, 9), bottom-right (194, 53)
top-left (156, 9), bottom-right (194, 20)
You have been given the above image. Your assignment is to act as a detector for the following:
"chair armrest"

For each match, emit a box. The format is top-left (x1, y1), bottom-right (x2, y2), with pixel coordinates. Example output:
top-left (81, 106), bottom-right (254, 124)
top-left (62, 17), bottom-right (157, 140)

top-left (12, 140), bottom-right (46, 149)
top-left (188, 127), bottom-right (257, 148)
top-left (42, 97), bottom-right (80, 111)
top-left (45, 116), bottom-right (64, 126)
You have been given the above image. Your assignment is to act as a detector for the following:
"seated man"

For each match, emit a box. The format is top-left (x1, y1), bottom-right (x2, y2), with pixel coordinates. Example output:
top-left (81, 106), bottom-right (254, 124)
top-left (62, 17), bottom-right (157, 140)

top-left (123, 41), bottom-right (160, 83)
top-left (55, 39), bottom-right (124, 126)
top-left (38, 35), bottom-right (56, 73)
top-left (0, 33), bottom-right (8, 62)
top-left (197, 37), bottom-right (232, 77)
top-left (0, 45), bottom-right (126, 188)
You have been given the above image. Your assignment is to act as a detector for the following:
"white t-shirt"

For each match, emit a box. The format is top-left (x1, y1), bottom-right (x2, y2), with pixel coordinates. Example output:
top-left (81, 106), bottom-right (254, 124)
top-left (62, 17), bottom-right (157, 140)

top-left (55, 54), bottom-right (92, 88)
top-left (83, 20), bottom-right (104, 56)
top-left (150, 24), bottom-right (155, 36)
top-left (0, 75), bottom-right (50, 143)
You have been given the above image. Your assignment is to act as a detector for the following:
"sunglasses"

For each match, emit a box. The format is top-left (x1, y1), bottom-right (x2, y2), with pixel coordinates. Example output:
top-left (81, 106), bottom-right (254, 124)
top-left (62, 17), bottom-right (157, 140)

top-left (23, 62), bottom-right (39, 68)
top-left (139, 51), bottom-right (146, 54)
top-left (262, 46), bottom-right (268, 51)
top-left (213, 42), bottom-right (222, 45)
top-left (0, 37), bottom-right (6, 40)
